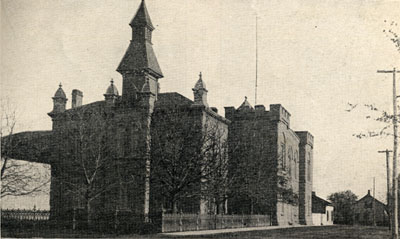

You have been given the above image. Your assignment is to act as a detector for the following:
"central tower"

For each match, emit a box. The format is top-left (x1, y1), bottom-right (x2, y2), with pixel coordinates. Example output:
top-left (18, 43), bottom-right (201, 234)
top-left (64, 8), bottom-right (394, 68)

top-left (117, 0), bottom-right (163, 105)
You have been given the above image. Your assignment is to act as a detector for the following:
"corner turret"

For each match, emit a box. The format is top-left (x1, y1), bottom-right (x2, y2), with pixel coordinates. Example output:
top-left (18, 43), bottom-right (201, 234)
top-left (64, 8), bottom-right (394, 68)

top-left (192, 72), bottom-right (208, 107)
top-left (48, 83), bottom-right (67, 116)
top-left (104, 79), bottom-right (119, 105)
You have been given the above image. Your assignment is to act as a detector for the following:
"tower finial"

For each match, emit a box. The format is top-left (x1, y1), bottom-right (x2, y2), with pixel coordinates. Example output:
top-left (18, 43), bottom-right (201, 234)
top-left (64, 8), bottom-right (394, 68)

top-left (110, 78), bottom-right (114, 85)
top-left (245, 96), bottom-right (247, 100)
top-left (59, 83), bottom-right (62, 88)
top-left (199, 72), bottom-right (202, 80)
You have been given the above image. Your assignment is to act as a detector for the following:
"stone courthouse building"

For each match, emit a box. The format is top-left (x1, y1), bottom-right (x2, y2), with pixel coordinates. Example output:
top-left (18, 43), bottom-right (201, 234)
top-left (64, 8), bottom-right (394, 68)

top-left (1, 0), bottom-right (314, 229)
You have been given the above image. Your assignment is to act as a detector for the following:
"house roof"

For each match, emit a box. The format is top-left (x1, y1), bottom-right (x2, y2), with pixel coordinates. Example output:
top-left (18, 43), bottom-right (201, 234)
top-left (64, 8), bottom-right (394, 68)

top-left (155, 92), bottom-right (193, 108)
top-left (312, 192), bottom-right (332, 214)
top-left (356, 191), bottom-right (386, 208)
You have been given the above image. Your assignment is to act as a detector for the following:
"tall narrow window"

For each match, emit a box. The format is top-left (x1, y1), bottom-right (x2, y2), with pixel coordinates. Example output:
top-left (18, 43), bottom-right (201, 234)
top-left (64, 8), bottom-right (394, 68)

top-left (281, 135), bottom-right (287, 169)
top-left (307, 152), bottom-right (311, 181)
top-left (294, 151), bottom-right (298, 179)
top-left (288, 147), bottom-right (293, 176)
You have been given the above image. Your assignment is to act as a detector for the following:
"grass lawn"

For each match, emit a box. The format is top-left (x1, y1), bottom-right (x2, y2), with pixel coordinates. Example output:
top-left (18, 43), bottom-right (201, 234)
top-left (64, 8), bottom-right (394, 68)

top-left (153, 225), bottom-right (391, 239)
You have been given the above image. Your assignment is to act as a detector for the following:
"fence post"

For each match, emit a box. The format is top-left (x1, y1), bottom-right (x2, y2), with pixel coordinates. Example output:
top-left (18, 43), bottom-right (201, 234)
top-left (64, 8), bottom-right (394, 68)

top-left (114, 209), bottom-right (118, 232)
top-left (196, 212), bottom-right (199, 231)
top-left (33, 206), bottom-right (37, 220)
top-left (179, 210), bottom-right (183, 232)
top-left (33, 206), bottom-right (37, 234)
top-left (214, 213), bottom-right (217, 230)
top-left (73, 208), bottom-right (76, 230)
top-left (161, 209), bottom-right (165, 233)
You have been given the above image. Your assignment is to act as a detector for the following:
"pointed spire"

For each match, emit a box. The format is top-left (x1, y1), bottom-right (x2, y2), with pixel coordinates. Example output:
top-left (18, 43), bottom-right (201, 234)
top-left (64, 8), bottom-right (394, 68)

top-left (238, 96), bottom-right (253, 111)
top-left (117, 0), bottom-right (163, 78)
top-left (193, 72), bottom-right (208, 107)
top-left (49, 83), bottom-right (67, 116)
top-left (194, 72), bottom-right (207, 91)
top-left (105, 78), bottom-right (119, 96)
top-left (130, 0), bottom-right (154, 29)
top-left (54, 83), bottom-right (66, 99)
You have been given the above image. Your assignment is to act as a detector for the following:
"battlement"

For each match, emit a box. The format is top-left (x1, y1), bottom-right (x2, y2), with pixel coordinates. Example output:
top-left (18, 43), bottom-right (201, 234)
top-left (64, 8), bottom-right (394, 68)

top-left (296, 131), bottom-right (314, 147)
top-left (224, 104), bottom-right (292, 126)
top-left (269, 104), bottom-right (291, 126)
top-left (255, 105), bottom-right (266, 115)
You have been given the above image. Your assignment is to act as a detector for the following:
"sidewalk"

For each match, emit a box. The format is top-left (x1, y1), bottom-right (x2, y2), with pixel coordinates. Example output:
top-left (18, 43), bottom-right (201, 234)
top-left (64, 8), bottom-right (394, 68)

top-left (161, 225), bottom-right (315, 236)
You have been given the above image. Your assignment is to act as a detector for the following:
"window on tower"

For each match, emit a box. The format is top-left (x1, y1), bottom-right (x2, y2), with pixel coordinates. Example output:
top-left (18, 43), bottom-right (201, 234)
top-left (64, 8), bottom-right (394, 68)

top-left (288, 147), bottom-right (293, 176)
top-left (145, 27), bottom-right (152, 42)
top-left (294, 151), bottom-right (298, 179)
top-left (281, 143), bottom-right (286, 169)
top-left (307, 152), bottom-right (311, 181)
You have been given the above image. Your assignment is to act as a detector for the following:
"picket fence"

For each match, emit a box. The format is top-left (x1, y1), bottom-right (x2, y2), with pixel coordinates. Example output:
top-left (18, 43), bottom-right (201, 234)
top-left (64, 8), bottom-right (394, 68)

top-left (162, 213), bottom-right (272, 232)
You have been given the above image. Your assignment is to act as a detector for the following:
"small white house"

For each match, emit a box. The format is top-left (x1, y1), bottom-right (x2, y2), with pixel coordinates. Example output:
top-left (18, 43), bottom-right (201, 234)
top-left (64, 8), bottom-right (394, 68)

top-left (312, 192), bottom-right (334, 225)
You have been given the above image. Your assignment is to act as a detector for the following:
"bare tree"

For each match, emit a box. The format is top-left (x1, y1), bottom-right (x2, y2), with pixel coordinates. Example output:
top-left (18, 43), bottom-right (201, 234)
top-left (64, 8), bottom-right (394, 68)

top-left (383, 20), bottom-right (400, 53)
top-left (1, 98), bottom-right (50, 198)
top-left (62, 107), bottom-right (119, 228)
top-left (150, 108), bottom-right (229, 214)
top-left (228, 134), bottom-right (298, 216)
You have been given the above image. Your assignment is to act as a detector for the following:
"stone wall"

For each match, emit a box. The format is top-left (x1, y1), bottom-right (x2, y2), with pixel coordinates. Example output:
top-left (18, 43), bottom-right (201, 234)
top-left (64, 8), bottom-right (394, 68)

top-left (296, 131), bottom-right (314, 225)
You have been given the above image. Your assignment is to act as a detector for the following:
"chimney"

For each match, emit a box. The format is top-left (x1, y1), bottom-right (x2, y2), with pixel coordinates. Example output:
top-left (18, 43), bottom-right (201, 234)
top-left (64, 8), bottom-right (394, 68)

top-left (72, 89), bottom-right (83, 108)
top-left (368, 190), bottom-right (371, 195)
top-left (211, 107), bottom-right (218, 113)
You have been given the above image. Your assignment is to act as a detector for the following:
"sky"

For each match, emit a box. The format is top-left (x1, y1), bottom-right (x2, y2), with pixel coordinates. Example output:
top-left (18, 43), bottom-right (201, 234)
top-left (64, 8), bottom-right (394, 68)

top-left (1, 0), bottom-right (400, 209)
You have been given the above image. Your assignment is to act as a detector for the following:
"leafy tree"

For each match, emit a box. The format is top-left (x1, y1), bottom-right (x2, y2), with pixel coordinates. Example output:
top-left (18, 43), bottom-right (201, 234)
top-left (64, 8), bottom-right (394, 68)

top-left (328, 190), bottom-right (358, 224)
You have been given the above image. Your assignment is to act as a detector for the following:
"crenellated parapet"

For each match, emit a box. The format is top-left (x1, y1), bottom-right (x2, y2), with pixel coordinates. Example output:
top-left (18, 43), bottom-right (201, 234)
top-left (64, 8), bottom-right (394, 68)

top-left (296, 131), bottom-right (314, 148)
top-left (269, 104), bottom-right (291, 127)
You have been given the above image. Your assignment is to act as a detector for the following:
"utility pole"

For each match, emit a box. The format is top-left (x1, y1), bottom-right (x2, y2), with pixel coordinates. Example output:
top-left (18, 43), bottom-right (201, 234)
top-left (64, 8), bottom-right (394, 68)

top-left (255, 16), bottom-right (258, 105)
top-left (373, 177), bottom-right (376, 226)
top-left (379, 149), bottom-right (393, 229)
top-left (378, 68), bottom-right (400, 239)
